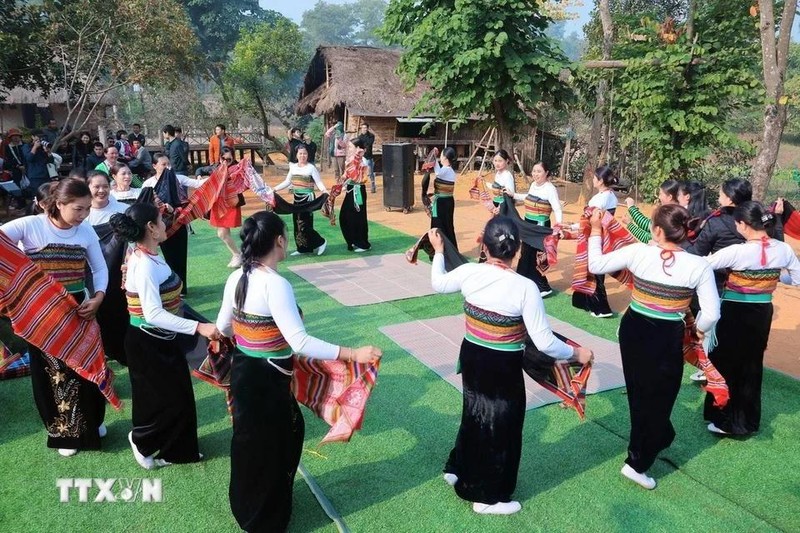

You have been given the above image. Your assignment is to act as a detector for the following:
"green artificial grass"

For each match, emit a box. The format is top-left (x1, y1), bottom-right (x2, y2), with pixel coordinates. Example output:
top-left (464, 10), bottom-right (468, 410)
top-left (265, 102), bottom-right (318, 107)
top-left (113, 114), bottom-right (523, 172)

top-left (1, 215), bottom-right (799, 532)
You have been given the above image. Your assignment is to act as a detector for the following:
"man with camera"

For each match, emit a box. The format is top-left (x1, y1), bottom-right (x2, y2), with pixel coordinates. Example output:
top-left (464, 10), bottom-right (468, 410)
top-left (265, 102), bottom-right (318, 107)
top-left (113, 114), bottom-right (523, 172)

top-left (23, 131), bottom-right (59, 193)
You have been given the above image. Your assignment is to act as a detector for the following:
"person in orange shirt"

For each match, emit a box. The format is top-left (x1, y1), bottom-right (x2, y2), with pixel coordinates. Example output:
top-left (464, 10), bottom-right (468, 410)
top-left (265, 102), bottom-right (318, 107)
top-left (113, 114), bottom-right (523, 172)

top-left (208, 123), bottom-right (235, 165)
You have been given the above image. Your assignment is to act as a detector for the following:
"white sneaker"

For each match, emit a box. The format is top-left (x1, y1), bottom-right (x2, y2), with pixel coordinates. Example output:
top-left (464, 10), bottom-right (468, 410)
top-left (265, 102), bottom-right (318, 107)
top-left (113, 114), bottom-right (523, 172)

top-left (590, 311), bottom-right (614, 318)
top-left (290, 250), bottom-right (302, 256)
top-left (443, 473), bottom-right (458, 486)
top-left (621, 464), bottom-right (656, 490)
top-left (707, 422), bottom-right (729, 435)
top-left (98, 423), bottom-right (107, 438)
top-left (227, 254), bottom-right (242, 268)
top-left (472, 501), bottom-right (522, 515)
top-left (353, 247), bottom-right (368, 253)
top-left (539, 289), bottom-right (553, 298)
top-left (58, 448), bottom-right (78, 457)
top-left (315, 240), bottom-right (327, 256)
top-left (689, 370), bottom-right (707, 382)
top-left (128, 431), bottom-right (155, 470)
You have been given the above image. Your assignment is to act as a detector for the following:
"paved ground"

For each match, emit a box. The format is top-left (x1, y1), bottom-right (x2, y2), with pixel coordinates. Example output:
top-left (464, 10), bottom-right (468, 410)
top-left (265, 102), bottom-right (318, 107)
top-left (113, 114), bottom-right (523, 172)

top-left (252, 163), bottom-right (800, 378)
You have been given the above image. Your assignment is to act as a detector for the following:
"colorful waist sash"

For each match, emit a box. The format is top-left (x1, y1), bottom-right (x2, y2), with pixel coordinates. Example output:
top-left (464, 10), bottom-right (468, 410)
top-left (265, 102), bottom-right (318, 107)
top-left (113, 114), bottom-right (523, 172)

top-left (232, 309), bottom-right (293, 359)
top-left (722, 269), bottom-right (780, 302)
top-left (291, 174), bottom-right (314, 195)
top-left (463, 301), bottom-right (526, 351)
top-left (432, 178), bottom-right (455, 217)
top-left (524, 194), bottom-right (552, 224)
top-left (28, 244), bottom-right (87, 294)
top-left (127, 272), bottom-right (183, 327)
top-left (629, 276), bottom-right (693, 321)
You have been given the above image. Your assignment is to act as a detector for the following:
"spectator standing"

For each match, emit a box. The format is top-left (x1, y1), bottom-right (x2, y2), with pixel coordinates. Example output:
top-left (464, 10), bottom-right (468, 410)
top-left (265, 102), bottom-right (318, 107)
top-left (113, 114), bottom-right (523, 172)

top-left (208, 123), bottom-right (235, 165)
top-left (94, 146), bottom-right (119, 177)
top-left (302, 132), bottom-right (318, 164)
top-left (41, 118), bottom-right (61, 147)
top-left (128, 123), bottom-right (146, 146)
top-left (325, 121), bottom-right (348, 180)
top-left (175, 127), bottom-right (191, 171)
top-left (3, 128), bottom-right (28, 210)
top-left (128, 139), bottom-right (153, 178)
top-left (115, 130), bottom-right (133, 162)
top-left (355, 123), bottom-right (376, 193)
top-left (23, 131), bottom-right (56, 192)
top-left (287, 128), bottom-right (304, 164)
top-left (163, 125), bottom-right (189, 176)
top-left (72, 132), bottom-right (94, 174)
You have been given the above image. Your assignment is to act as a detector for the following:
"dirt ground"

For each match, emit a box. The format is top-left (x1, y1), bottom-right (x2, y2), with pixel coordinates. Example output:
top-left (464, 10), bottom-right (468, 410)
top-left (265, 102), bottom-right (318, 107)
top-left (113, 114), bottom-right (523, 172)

top-left (252, 162), bottom-right (800, 379)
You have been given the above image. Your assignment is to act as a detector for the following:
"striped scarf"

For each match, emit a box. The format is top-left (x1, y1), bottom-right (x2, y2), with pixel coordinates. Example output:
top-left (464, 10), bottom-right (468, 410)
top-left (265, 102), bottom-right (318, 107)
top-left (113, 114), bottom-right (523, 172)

top-left (0, 232), bottom-right (121, 408)
top-left (569, 207), bottom-right (636, 295)
top-left (27, 244), bottom-right (87, 294)
top-left (631, 276), bottom-right (694, 315)
top-left (463, 301), bottom-right (527, 351)
top-left (682, 312), bottom-right (729, 407)
top-left (126, 270), bottom-right (183, 325)
top-left (166, 163), bottom-right (229, 238)
top-left (725, 269), bottom-right (781, 295)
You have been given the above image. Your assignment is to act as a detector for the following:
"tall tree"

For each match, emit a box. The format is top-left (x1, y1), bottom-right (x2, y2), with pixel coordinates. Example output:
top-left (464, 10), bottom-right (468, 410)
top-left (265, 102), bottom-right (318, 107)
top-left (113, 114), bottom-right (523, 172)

top-left (0, 2), bottom-right (52, 97)
top-left (380, 0), bottom-right (572, 150)
top-left (41, 0), bottom-right (197, 147)
top-left (179, 0), bottom-right (278, 120)
top-left (751, 0), bottom-right (797, 200)
top-left (226, 17), bottom-right (309, 155)
top-left (300, 0), bottom-right (388, 47)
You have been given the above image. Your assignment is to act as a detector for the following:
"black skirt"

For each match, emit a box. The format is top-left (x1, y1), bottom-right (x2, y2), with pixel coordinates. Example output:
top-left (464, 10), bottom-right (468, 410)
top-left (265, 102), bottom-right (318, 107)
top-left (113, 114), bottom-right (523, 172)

top-left (292, 194), bottom-right (325, 253)
top-left (29, 346), bottom-right (107, 450)
top-left (704, 300), bottom-right (773, 434)
top-left (445, 341), bottom-right (525, 504)
top-left (161, 225), bottom-right (188, 295)
top-left (339, 184), bottom-right (370, 251)
top-left (125, 326), bottom-right (200, 463)
top-left (618, 309), bottom-right (684, 473)
top-left (96, 285), bottom-right (128, 365)
top-left (516, 219), bottom-right (551, 293)
top-left (229, 354), bottom-right (303, 533)
top-left (571, 274), bottom-right (612, 315)
top-left (431, 196), bottom-right (458, 251)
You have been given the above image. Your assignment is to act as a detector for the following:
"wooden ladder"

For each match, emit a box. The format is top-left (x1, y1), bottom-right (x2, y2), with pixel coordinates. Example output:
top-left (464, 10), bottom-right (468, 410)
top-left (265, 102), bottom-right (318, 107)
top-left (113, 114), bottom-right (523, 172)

top-left (460, 127), bottom-right (497, 175)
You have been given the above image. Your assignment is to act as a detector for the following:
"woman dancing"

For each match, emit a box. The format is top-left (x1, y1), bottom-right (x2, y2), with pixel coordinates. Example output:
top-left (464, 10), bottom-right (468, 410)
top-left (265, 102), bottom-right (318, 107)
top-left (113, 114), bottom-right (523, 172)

top-left (703, 201), bottom-right (800, 435)
top-left (1, 178), bottom-right (109, 457)
top-left (111, 203), bottom-right (218, 469)
top-left (623, 178), bottom-right (682, 244)
top-left (509, 160), bottom-right (562, 296)
top-left (216, 211), bottom-right (381, 531)
top-left (427, 146), bottom-right (459, 250)
top-left (588, 204), bottom-right (719, 489)
top-left (429, 217), bottom-right (592, 515)
top-left (573, 165), bottom-right (619, 318)
top-left (339, 139), bottom-right (371, 252)
top-left (489, 149), bottom-right (515, 209)
top-left (274, 145), bottom-right (328, 256)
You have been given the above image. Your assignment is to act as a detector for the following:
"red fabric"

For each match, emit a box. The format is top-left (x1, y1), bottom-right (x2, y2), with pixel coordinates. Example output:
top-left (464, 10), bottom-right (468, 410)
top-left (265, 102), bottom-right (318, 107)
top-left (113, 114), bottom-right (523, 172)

top-left (682, 312), bottom-right (729, 407)
top-left (0, 232), bottom-right (121, 408)
top-left (166, 163), bottom-right (228, 238)
top-left (209, 206), bottom-right (242, 228)
top-left (569, 207), bottom-right (636, 295)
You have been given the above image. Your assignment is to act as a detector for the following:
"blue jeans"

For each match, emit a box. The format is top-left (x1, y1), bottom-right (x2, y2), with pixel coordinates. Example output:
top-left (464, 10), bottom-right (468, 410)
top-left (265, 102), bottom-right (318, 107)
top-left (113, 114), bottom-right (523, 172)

top-left (365, 158), bottom-right (375, 189)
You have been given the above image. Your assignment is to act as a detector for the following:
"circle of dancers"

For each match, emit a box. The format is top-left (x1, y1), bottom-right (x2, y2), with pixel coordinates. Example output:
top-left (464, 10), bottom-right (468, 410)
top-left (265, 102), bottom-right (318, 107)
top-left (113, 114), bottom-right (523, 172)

top-left (1, 130), bottom-right (799, 531)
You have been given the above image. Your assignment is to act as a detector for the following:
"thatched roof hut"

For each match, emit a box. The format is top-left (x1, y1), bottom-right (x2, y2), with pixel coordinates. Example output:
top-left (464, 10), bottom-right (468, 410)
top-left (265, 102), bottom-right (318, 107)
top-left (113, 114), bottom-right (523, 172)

top-left (296, 46), bottom-right (429, 118)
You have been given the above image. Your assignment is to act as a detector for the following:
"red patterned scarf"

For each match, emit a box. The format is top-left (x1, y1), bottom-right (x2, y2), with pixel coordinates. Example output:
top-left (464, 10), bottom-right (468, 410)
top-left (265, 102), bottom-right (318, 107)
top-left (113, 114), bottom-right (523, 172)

top-left (166, 163), bottom-right (229, 238)
top-left (0, 233), bottom-right (121, 408)
top-left (568, 207), bottom-right (636, 295)
top-left (682, 312), bottom-right (729, 407)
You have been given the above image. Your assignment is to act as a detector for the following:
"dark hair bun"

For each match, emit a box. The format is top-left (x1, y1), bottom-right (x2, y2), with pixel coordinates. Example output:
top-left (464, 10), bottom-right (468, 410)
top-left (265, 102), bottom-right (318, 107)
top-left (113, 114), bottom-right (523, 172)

top-left (483, 216), bottom-right (520, 260)
top-left (110, 212), bottom-right (144, 242)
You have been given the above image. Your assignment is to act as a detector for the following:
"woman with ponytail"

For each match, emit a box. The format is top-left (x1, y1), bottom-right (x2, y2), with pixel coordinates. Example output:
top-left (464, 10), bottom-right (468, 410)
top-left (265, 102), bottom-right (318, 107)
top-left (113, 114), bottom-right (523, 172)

top-left (703, 201), bottom-right (800, 436)
top-left (216, 211), bottom-right (381, 532)
top-left (1, 177), bottom-right (109, 457)
top-left (429, 217), bottom-right (592, 515)
top-left (588, 204), bottom-right (720, 489)
top-left (111, 203), bottom-right (218, 470)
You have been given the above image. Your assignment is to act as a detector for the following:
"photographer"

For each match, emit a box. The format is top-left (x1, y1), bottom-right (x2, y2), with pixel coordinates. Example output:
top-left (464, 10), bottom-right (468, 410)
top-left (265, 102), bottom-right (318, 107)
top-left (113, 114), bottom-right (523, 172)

top-left (23, 131), bottom-right (58, 193)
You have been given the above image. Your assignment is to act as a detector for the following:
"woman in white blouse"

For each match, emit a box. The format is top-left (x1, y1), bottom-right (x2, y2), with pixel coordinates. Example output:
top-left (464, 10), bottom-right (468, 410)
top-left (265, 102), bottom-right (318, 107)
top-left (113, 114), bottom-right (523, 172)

top-left (109, 164), bottom-right (142, 205)
top-left (510, 160), bottom-right (563, 297)
top-left (430, 217), bottom-right (592, 515)
top-left (273, 145), bottom-right (328, 256)
top-left (85, 170), bottom-right (127, 226)
top-left (489, 149), bottom-right (515, 210)
top-left (216, 211), bottom-right (381, 532)
top-left (574, 165), bottom-right (620, 318)
top-left (430, 146), bottom-right (459, 249)
top-left (588, 204), bottom-right (720, 490)
top-left (110, 203), bottom-right (218, 470)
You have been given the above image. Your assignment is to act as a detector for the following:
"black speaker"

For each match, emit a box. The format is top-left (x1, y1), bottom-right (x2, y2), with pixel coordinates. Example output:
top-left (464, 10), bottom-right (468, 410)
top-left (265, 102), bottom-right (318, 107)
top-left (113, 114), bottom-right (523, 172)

top-left (382, 143), bottom-right (416, 211)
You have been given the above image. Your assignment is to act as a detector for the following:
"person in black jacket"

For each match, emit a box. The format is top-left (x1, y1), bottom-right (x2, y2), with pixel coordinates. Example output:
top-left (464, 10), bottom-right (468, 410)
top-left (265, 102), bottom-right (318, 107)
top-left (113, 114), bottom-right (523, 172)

top-left (162, 124), bottom-right (189, 176)
top-left (72, 131), bottom-right (94, 174)
top-left (355, 123), bottom-right (376, 193)
top-left (302, 133), bottom-right (317, 164)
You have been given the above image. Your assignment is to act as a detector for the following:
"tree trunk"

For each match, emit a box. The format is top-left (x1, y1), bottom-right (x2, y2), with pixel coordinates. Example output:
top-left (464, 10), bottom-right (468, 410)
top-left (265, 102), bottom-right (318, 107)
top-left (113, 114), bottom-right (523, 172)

top-left (751, 0), bottom-right (796, 201)
top-left (580, 0), bottom-right (612, 205)
top-left (255, 94), bottom-right (288, 158)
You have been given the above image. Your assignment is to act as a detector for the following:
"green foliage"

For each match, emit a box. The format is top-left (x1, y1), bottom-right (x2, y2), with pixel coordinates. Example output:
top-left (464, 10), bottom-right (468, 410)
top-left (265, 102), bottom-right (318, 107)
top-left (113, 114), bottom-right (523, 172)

top-left (300, 0), bottom-right (389, 48)
top-left (226, 17), bottom-right (309, 147)
top-left (380, 0), bottom-right (572, 142)
top-left (304, 117), bottom-right (325, 147)
top-left (577, 0), bottom-right (762, 196)
top-left (0, 2), bottom-right (52, 97)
